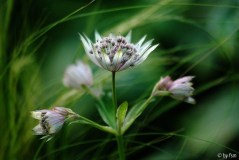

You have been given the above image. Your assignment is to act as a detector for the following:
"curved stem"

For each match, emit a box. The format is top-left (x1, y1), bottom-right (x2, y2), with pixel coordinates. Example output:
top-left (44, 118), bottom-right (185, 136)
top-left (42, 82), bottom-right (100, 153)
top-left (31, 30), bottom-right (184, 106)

top-left (81, 84), bottom-right (99, 99)
top-left (76, 115), bottom-right (116, 135)
top-left (112, 72), bottom-right (117, 118)
top-left (116, 135), bottom-right (125, 160)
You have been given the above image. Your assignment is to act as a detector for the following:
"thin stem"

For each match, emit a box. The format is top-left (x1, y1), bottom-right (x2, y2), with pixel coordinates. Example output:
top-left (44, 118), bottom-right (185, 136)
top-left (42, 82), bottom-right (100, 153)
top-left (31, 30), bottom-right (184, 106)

top-left (76, 115), bottom-right (116, 135)
top-left (81, 84), bottom-right (99, 99)
top-left (116, 135), bottom-right (125, 160)
top-left (112, 72), bottom-right (117, 117)
top-left (111, 72), bottom-right (125, 159)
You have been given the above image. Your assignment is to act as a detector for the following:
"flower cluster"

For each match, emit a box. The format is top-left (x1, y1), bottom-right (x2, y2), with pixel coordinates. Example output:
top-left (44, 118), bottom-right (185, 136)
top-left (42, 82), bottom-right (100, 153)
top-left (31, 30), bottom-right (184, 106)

top-left (79, 31), bottom-right (158, 72)
top-left (31, 107), bottom-right (78, 141)
top-left (154, 76), bottom-right (196, 104)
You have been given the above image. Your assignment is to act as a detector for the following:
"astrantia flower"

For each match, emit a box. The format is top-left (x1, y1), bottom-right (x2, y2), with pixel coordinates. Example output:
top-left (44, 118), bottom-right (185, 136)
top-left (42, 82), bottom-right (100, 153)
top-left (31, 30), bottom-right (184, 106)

top-left (31, 107), bottom-right (78, 141)
top-left (156, 76), bottom-right (196, 104)
top-left (63, 60), bottom-right (93, 90)
top-left (79, 30), bottom-right (159, 72)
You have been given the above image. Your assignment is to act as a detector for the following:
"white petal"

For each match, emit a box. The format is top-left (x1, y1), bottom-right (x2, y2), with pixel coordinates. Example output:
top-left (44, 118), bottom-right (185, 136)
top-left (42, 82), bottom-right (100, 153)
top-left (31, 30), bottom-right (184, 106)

top-left (137, 39), bottom-right (153, 56)
top-left (48, 121), bottom-right (64, 134)
top-left (102, 53), bottom-right (113, 71)
top-left (76, 61), bottom-right (93, 86)
top-left (157, 76), bottom-right (173, 90)
top-left (82, 63), bottom-right (93, 85)
top-left (88, 42), bottom-right (104, 68)
top-left (170, 94), bottom-right (185, 101)
top-left (125, 30), bottom-right (132, 43)
top-left (32, 124), bottom-right (46, 135)
top-left (134, 44), bottom-right (159, 65)
top-left (40, 135), bottom-right (51, 140)
top-left (83, 34), bottom-right (103, 67)
top-left (53, 107), bottom-right (69, 116)
top-left (46, 136), bottom-right (55, 142)
top-left (63, 66), bottom-right (84, 89)
top-left (109, 32), bottom-right (116, 39)
top-left (79, 34), bottom-right (102, 68)
top-left (117, 54), bottom-right (135, 71)
top-left (173, 76), bottom-right (195, 84)
top-left (184, 97), bottom-right (196, 104)
top-left (169, 84), bottom-right (194, 96)
top-left (79, 34), bottom-right (91, 52)
top-left (135, 35), bottom-right (147, 51)
top-left (93, 48), bottom-right (108, 70)
top-left (112, 50), bottom-right (123, 71)
top-left (44, 111), bottom-right (64, 119)
top-left (31, 110), bottom-right (49, 120)
top-left (95, 30), bottom-right (102, 42)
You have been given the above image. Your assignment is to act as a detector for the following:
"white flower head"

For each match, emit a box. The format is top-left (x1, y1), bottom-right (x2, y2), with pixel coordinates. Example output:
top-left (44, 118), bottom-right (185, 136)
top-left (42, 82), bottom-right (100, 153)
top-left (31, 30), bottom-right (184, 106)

top-left (79, 30), bottom-right (159, 72)
top-left (63, 60), bottom-right (93, 90)
top-left (31, 110), bottom-right (65, 142)
top-left (31, 107), bottom-right (78, 142)
top-left (156, 76), bottom-right (196, 104)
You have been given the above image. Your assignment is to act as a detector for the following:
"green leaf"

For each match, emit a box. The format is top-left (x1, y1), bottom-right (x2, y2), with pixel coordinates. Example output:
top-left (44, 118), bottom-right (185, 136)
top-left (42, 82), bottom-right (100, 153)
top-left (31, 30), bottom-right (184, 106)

top-left (122, 97), bottom-right (154, 133)
top-left (95, 92), bottom-right (116, 129)
top-left (122, 100), bottom-right (146, 133)
top-left (116, 101), bottom-right (128, 130)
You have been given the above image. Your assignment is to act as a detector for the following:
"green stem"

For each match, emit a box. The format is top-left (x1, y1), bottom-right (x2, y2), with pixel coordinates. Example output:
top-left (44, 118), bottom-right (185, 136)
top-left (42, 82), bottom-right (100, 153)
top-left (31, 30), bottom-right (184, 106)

top-left (112, 72), bottom-right (117, 118)
top-left (111, 72), bottom-right (125, 159)
top-left (116, 134), bottom-right (125, 160)
top-left (81, 84), bottom-right (99, 99)
top-left (76, 115), bottom-right (116, 135)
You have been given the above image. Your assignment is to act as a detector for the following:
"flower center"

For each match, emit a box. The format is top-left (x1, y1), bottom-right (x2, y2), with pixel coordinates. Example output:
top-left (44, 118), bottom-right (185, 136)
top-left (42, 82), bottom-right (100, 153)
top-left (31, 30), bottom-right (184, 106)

top-left (40, 112), bottom-right (49, 134)
top-left (91, 35), bottom-right (138, 64)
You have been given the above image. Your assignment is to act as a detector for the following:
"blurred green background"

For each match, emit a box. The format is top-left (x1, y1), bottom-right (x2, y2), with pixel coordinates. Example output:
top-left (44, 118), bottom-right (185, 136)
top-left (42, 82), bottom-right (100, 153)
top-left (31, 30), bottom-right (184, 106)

top-left (1, 0), bottom-right (239, 159)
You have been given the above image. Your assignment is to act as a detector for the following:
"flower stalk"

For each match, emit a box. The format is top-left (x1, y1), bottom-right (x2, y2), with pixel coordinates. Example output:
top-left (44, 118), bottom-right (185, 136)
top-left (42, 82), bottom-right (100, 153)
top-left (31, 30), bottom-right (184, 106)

top-left (116, 134), bottom-right (125, 160)
top-left (111, 71), bottom-right (126, 160)
top-left (112, 72), bottom-right (117, 118)
top-left (75, 115), bottom-right (116, 135)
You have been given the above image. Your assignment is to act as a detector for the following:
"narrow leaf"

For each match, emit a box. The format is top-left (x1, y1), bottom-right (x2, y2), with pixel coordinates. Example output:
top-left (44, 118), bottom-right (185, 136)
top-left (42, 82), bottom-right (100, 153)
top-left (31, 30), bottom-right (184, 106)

top-left (116, 101), bottom-right (128, 130)
top-left (122, 97), bottom-right (154, 133)
top-left (95, 92), bottom-right (116, 129)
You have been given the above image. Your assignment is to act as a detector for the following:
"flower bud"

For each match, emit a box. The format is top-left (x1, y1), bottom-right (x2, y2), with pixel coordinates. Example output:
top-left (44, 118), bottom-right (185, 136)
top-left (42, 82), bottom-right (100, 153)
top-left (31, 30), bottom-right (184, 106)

top-left (31, 107), bottom-right (78, 141)
top-left (153, 76), bottom-right (196, 104)
top-left (63, 60), bottom-right (93, 90)
top-left (157, 76), bottom-right (173, 90)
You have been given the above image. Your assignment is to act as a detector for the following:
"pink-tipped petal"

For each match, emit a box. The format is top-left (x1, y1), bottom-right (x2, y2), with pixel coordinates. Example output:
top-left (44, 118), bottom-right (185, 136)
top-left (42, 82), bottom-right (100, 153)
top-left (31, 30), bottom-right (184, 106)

top-left (173, 76), bottom-right (195, 84)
